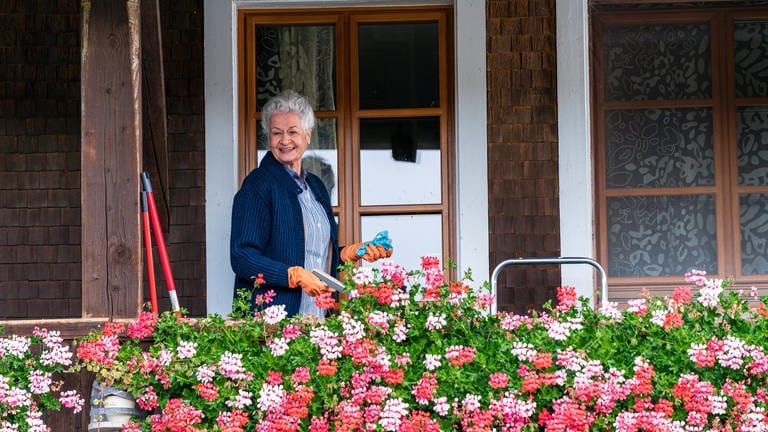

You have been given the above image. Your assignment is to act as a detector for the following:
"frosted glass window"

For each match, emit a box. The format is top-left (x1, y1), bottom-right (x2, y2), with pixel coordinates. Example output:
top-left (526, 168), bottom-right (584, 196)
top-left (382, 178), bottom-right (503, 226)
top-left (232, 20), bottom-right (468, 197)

top-left (606, 195), bottom-right (717, 277)
top-left (740, 193), bottom-right (768, 275)
top-left (602, 22), bottom-right (711, 101)
top-left (734, 21), bottom-right (768, 98)
top-left (737, 106), bottom-right (768, 186)
top-left (604, 108), bottom-right (714, 188)
top-left (360, 214), bottom-right (442, 273)
top-left (359, 117), bottom-right (441, 205)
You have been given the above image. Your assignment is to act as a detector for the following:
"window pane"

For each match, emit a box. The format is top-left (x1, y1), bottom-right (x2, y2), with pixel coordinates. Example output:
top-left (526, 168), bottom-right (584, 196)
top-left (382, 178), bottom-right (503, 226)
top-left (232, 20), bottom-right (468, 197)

top-left (740, 193), bottom-right (768, 275)
top-left (360, 214), bottom-right (442, 272)
top-left (606, 195), bottom-right (717, 277)
top-left (737, 106), bottom-right (768, 186)
top-left (358, 22), bottom-right (439, 109)
top-left (257, 118), bottom-right (339, 206)
top-left (605, 108), bottom-right (714, 188)
top-left (734, 21), bottom-right (768, 98)
top-left (255, 25), bottom-right (336, 110)
top-left (359, 117), bottom-right (441, 205)
top-left (603, 23), bottom-right (711, 101)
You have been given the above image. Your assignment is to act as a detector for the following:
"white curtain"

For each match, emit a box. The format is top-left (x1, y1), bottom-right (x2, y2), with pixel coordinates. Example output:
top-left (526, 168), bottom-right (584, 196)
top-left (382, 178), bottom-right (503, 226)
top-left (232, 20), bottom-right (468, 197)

top-left (278, 26), bottom-right (336, 111)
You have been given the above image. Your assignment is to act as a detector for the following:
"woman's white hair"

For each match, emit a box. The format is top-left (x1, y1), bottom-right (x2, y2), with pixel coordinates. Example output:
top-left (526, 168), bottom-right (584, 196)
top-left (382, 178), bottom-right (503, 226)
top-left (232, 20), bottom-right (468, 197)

top-left (261, 90), bottom-right (316, 137)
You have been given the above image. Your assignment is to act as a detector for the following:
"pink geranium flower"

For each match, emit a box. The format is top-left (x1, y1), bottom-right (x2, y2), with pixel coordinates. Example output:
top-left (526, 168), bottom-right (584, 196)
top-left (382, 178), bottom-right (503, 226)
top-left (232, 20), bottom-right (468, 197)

top-left (67, 257), bottom-right (768, 432)
top-left (488, 372), bottom-right (509, 389)
top-left (127, 311), bottom-right (158, 340)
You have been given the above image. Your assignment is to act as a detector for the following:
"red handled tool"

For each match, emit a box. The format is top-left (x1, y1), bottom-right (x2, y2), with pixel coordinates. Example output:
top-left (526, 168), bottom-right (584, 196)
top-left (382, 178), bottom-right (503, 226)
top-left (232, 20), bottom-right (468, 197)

top-left (141, 171), bottom-right (182, 317)
top-left (141, 191), bottom-right (159, 313)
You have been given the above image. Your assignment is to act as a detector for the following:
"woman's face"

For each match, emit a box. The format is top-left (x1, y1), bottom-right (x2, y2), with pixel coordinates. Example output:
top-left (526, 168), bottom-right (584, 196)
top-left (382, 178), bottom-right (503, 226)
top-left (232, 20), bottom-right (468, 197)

top-left (269, 112), bottom-right (312, 174)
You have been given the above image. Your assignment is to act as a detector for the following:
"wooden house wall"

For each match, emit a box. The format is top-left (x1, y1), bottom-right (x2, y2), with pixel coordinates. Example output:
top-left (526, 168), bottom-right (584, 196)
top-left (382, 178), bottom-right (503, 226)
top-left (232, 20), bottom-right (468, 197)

top-left (487, 0), bottom-right (562, 314)
top-left (0, 0), bottom-right (206, 321)
top-left (0, 0), bottom-right (562, 321)
top-left (0, 0), bottom-right (81, 319)
top-left (0, 0), bottom-right (562, 429)
top-left (153, 0), bottom-right (206, 317)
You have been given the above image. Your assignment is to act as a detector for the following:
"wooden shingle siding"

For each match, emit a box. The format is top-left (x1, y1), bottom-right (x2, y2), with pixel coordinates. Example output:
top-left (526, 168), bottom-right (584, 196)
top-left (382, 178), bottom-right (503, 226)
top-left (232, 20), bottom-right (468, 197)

top-left (487, 0), bottom-right (561, 314)
top-left (0, 0), bottom-right (206, 320)
top-left (154, 0), bottom-right (206, 317)
top-left (0, 0), bottom-right (82, 319)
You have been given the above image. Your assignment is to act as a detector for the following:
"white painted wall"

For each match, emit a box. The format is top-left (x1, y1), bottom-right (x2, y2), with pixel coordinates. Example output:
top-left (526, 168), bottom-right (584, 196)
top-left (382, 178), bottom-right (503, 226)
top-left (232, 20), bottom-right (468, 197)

top-left (204, 0), bottom-right (490, 316)
top-left (204, 2), bottom-right (238, 316)
top-left (555, 0), bottom-right (597, 303)
top-left (454, 0), bottom-right (489, 294)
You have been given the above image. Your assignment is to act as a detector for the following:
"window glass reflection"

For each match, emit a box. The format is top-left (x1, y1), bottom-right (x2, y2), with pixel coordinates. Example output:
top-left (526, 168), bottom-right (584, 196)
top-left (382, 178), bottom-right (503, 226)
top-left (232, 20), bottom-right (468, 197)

top-left (360, 214), bottom-right (442, 273)
top-left (358, 22), bottom-right (439, 109)
top-left (359, 117), bottom-right (441, 206)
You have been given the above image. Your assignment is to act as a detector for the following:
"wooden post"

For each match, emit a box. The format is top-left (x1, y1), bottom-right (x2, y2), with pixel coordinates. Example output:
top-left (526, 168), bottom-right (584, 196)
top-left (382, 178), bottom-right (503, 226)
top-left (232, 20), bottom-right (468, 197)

top-left (81, 0), bottom-right (142, 318)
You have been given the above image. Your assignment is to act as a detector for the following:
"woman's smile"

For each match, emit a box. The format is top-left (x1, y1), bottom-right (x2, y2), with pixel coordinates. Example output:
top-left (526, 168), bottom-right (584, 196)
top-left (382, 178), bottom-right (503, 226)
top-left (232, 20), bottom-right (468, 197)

top-left (269, 112), bottom-right (311, 174)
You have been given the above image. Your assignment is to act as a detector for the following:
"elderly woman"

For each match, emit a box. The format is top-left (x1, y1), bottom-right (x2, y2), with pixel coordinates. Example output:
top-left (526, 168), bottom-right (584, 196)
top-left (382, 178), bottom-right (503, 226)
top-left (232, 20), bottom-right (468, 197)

top-left (230, 90), bottom-right (391, 317)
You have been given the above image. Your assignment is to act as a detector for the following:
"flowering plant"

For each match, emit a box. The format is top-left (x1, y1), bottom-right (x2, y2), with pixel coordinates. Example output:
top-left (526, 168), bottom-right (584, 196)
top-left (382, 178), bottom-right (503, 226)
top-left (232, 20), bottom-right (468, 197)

top-left (0, 326), bottom-right (84, 431)
top-left (75, 258), bottom-right (768, 431)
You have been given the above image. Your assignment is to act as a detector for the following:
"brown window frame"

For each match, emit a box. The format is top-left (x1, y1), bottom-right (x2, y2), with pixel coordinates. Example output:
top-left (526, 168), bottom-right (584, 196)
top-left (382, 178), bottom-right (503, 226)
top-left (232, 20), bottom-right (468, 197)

top-left (593, 6), bottom-right (768, 298)
top-left (237, 6), bottom-right (456, 256)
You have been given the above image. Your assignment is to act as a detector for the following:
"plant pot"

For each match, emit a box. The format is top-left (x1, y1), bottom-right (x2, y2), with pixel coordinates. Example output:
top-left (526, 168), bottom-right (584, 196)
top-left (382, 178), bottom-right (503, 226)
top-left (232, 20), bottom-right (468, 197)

top-left (88, 381), bottom-right (143, 431)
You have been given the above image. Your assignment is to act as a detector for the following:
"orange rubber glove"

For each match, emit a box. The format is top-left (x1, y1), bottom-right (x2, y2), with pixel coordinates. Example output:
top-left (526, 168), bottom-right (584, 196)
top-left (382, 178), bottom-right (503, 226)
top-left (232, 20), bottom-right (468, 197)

top-left (288, 266), bottom-right (330, 297)
top-left (340, 242), bottom-right (365, 262)
top-left (361, 244), bottom-right (392, 262)
top-left (340, 243), bottom-right (393, 263)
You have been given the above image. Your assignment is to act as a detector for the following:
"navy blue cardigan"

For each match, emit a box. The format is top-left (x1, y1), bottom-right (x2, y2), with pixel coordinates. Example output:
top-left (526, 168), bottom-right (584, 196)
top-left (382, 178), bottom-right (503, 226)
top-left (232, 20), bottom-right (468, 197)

top-left (230, 151), bottom-right (341, 316)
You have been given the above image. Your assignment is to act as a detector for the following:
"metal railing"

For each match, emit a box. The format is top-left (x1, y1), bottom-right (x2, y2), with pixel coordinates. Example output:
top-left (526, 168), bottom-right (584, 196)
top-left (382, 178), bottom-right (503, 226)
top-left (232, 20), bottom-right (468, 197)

top-left (490, 257), bottom-right (608, 314)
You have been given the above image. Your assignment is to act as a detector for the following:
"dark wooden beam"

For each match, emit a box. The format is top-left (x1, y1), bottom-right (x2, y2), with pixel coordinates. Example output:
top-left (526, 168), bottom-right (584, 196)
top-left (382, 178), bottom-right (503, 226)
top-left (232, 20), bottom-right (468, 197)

top-left (141, 0), bottom-right (170, 230)
top-left (81, 0), bottom-right (142, 319)
top-left (0, 318), bottom-right (133, 340)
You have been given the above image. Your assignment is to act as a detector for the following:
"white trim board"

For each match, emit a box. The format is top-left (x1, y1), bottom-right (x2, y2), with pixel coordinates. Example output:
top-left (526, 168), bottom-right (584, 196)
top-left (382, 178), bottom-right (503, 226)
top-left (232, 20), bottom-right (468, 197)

top-left (555, 0), bottom-right (597, 303)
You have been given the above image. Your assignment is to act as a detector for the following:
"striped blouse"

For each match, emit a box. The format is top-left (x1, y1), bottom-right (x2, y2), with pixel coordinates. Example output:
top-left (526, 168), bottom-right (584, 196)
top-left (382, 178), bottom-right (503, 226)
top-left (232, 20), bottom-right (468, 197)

top-left (290, 167), bottom-right (331, 318)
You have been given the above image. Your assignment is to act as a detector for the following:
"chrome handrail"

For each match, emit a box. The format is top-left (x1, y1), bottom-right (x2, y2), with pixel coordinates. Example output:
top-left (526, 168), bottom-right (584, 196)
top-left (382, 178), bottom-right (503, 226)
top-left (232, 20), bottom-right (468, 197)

top-left (490, 257), bottom-right (608, 314)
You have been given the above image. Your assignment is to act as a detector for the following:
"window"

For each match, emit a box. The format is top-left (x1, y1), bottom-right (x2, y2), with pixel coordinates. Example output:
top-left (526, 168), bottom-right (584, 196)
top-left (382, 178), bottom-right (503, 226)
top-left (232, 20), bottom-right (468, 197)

top-left (238, 7), bottom-right (454, 270)
top-left (594, 7), bottom-right (768, 298)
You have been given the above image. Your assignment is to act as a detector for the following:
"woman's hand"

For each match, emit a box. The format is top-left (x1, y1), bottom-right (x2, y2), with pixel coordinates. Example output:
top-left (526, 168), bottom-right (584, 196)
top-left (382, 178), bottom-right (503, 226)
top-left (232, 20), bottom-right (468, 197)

top-left (287, 266), bottom-right (332, 297)
top-left (360, 244), bottom-right (392, 262)
top-left (340, 231), bottom-right (394, 263)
